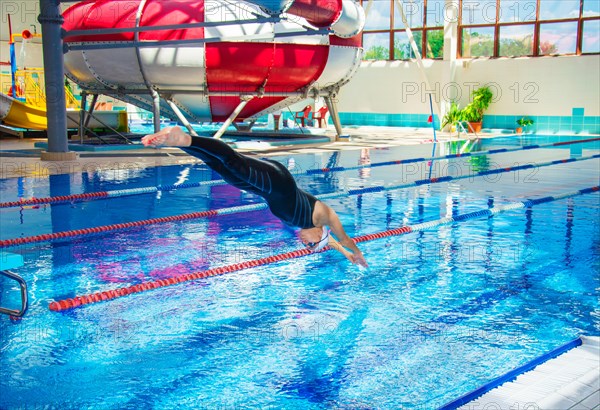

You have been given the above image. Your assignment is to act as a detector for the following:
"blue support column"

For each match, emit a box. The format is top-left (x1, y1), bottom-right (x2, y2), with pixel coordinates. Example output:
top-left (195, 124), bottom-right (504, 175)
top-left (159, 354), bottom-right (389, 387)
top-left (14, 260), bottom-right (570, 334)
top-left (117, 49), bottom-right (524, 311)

top-left (38, 0), bottom-right (74, 159)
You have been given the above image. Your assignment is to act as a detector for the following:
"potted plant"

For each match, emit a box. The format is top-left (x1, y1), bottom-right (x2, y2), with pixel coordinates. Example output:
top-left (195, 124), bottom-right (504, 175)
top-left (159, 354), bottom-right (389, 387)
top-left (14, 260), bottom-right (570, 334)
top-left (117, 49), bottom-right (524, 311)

top-left (516, 117), bottom-right (534, 134)
top-left (462, 86), bottom-right (493, 133)
top-left (441, 102), bottom-right (464, 134)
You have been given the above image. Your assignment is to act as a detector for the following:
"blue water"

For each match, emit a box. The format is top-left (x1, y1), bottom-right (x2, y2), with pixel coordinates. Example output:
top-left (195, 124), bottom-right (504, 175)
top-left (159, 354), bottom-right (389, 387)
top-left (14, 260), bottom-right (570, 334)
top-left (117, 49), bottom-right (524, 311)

top-left (0, 136), bottom-right (599, 409)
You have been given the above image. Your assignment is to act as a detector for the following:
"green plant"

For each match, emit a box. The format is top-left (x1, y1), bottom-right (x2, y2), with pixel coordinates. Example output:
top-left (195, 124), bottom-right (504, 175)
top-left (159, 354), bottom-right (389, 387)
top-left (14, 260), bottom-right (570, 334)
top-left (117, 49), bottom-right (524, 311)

top-left (441, 102), bottom-right (464, 129)
top-left (462, 86), bottom-right (493, 122)
top-left (517, 117), bottom-right (534, 127)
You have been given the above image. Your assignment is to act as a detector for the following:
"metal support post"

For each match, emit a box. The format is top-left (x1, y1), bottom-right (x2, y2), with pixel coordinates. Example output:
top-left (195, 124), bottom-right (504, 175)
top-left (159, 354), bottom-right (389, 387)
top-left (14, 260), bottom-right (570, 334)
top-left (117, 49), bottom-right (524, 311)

top-left (213, 96), bottom-right (252, 139)
top-left (324, 95), bottom-right (344, 139)
top-left (38, 0), bottom-right (76, 160)
top-left (151, 89), bottom-right (162, 133)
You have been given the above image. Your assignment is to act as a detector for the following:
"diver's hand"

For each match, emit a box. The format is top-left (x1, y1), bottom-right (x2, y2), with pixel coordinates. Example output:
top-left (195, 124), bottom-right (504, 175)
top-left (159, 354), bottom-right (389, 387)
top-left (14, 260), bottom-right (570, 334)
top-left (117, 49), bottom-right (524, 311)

top-left (349, 252), bottom-right (369, 268)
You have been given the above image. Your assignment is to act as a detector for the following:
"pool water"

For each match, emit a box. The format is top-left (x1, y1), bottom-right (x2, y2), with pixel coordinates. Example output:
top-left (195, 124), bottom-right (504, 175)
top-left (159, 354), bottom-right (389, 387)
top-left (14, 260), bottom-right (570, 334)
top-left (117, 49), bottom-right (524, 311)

top-left (0, 136), bottom-right (599, 409)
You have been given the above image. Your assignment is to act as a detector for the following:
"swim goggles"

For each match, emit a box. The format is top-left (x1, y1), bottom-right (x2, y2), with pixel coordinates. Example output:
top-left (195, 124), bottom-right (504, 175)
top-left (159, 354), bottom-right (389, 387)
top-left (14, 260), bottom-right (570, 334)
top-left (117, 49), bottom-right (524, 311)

top-left (306, 227), bottom-right (330, 252)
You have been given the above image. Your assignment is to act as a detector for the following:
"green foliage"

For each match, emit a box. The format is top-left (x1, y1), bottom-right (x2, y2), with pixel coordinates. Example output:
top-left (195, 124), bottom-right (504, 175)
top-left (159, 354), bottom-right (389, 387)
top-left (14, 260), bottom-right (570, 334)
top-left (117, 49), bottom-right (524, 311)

top-left (394, 31), bottom-right (444, 60)
top-left (463, 31), bottom-right (554, 57)
top-left (425, 30), bottom-right (444, 59)
top-left (468, 154), bottom-right (490, 172)
top-left (462, 86), bottom-right (493, 122)
top-left (364, 46), bottom-right (390, 60)
top-left (462, 31), bottom-right (494, 57)
top-left (499, 37), bottom-right (533, 57)
top-left (517, 117), bottom-right (534, 127)
top-left (442, 102), bottom-right (464, 129)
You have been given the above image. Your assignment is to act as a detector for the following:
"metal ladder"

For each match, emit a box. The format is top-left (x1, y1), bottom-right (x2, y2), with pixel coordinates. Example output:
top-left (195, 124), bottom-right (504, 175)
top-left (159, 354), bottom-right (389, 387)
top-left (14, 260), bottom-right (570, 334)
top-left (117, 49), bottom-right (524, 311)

top-left (0, 252), bottom-right (28, 317)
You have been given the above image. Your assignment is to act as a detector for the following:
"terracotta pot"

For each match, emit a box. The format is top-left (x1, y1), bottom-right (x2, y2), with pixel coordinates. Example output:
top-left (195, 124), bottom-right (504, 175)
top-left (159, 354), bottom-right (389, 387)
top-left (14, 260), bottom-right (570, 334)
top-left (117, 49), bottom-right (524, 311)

top-left (516, 127), bottom-right (523, 135)
top-left (468, 122), bottom-right (482, 133)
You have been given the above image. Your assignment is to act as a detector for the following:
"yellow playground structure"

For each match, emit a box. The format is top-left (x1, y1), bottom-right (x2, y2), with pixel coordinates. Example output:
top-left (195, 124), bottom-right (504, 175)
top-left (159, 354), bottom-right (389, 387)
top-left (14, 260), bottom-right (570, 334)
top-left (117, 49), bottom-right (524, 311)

top-left (0, 68), bottom-right (128, 132)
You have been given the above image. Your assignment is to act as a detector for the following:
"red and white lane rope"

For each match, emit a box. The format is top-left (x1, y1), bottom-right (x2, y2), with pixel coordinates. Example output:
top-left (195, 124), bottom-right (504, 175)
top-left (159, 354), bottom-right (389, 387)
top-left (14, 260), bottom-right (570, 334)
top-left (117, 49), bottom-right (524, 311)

top-left (2, 154), bottom-right (598, 249)
top-left (48, 185), bottom-right (599, 312)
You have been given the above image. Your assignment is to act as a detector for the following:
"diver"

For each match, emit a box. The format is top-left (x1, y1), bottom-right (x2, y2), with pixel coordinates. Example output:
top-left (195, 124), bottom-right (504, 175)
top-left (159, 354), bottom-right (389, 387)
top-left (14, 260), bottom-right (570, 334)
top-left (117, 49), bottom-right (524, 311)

top-left (142, 127), bottom-right (368, 267)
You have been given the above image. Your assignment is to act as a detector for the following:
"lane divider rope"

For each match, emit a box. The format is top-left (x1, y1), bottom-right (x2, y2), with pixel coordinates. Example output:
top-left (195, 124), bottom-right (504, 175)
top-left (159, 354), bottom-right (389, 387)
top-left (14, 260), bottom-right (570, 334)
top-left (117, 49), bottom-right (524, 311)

top-left (0, 204), bottom-right (266, 248)
top-left (306, 137), bottom-right (600, 175)
top-left (320, 154), bottom-right (600, 199)
top-left (48, 185), bottom-right (599, 312)
top-left (2, 137), bottom-right (598, 209)
top-left (0, 180), bottom-right (225, 208)
top-left (2, 155), bottom-right (598, 248)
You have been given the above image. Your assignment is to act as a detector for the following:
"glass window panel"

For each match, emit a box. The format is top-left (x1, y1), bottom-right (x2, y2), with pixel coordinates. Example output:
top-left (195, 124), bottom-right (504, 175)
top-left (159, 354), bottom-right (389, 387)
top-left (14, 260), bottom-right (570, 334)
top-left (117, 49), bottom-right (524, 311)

top-left (394, 31), bottom-right (423, 59)
top-left (461, 0), bottom-right (497, 25)
top-left (583, 0), bottom-right (600, 17)
top-left (582, 19), bottom-right (600, 53)
top-left (425, 0), bottom-right (446, 27)
top-left (461, 26), bottom-right (495, 57)
top-left (539, 21), bottom-right (578, 54)
top-left (499, 0), bottom-right (537, 23)
top-left (499, 24), bottom-right (534, 56)
top-left (363, 32), bottom-right (391, 60)
top-left (539, 0), bottom-right (580, 20)
top-left (364, 0), bottom-right (391, 30)
top-left (425, 29), bottom-right (444, 58)
top-left (394, 0), bottom-right (425, 28)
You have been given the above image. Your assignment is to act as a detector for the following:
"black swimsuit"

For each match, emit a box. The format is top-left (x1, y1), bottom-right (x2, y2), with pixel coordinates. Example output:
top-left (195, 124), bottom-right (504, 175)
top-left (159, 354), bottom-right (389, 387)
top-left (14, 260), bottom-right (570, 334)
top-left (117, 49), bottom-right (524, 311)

top-left (181, 137), bottom-right (318, 229)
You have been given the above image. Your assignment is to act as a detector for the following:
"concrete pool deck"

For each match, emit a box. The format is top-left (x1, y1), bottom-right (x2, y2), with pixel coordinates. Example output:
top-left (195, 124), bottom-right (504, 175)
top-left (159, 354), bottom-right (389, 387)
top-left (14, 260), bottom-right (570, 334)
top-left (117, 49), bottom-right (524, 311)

top-left (0, 126), bottom-right (491, 179)
top-left (458, 336), bottom-right (600, 410)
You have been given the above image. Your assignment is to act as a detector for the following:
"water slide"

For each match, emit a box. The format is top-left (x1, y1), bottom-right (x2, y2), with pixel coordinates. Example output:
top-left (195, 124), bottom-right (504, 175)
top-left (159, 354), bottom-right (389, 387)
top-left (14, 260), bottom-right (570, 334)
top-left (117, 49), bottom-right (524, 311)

top-left (0, 28), bottom-right (128, 132)
top-left (61, 0), bottom-right (366, 131)
top-left (0, 91), bottom-right (129, 132)
top-left (0, 92), bottom-right (48, 130)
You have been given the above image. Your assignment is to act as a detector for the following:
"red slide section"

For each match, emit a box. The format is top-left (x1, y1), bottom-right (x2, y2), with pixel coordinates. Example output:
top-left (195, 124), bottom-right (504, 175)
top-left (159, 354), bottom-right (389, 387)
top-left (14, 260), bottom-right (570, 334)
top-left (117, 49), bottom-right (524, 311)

top-left (206, 42), bottom-right (329, 121)
top-left (287, 0), bottom-right (343, 28)
top-left (62, 0), bottom-right (205, 42)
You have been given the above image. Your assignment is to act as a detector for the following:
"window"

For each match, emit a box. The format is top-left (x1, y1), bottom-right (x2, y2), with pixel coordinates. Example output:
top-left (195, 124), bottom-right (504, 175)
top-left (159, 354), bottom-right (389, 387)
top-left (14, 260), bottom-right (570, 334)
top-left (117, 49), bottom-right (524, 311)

top-left (582, 19), bottom-right (600, 53)
top-left (499, 24), bottom-right (534, 57)
top-left (364, 0), bottom-right (391, 30)
top-left (498, 0), bottom-right (536, 23)
top-left (360, 1), bottom-right (600, 60)
top-left (363, 32), bottom-right (391, 60)
top-left (457, 0), bottom-right (600, 57)
top-left (361, 0), bottom-right (444, 61)
top-left (461, 0), bottom-right (497, 25)
top-left (539, 21), bottom-right (578, 55)
top-left (462, 26), bottom-right (495, 57)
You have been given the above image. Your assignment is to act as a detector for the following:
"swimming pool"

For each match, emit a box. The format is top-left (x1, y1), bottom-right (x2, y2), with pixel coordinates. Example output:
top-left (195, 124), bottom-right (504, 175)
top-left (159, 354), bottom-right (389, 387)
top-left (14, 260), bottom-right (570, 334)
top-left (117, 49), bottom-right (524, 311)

top-left (0, 135), bottom-right (598, 408)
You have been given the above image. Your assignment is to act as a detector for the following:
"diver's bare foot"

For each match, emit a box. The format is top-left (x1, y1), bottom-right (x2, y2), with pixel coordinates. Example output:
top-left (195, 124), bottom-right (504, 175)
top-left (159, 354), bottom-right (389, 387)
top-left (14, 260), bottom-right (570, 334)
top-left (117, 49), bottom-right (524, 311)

top-left (141, 126), bottom-right (192, 147)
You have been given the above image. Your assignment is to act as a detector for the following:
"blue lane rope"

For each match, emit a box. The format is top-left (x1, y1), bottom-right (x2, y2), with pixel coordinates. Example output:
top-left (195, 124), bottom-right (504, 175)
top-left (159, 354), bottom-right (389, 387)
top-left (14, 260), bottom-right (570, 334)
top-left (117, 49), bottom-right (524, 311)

top-left (320, 153), bottom-right (600, 200)
top-left (306, 136), bottom-right (599, 175)
top-left (1, 137), bottom-right (598, 209)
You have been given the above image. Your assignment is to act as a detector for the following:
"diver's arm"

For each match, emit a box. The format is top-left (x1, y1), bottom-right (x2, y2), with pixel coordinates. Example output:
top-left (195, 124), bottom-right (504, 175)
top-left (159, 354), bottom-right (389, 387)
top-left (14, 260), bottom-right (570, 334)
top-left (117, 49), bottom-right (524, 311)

top-left (314, 202), bottom-right (368, 267)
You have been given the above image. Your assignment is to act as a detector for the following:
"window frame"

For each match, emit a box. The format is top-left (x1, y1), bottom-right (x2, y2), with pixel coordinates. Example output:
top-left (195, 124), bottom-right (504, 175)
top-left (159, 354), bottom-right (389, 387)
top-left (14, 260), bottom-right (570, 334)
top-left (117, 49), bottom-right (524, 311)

top-left (457, 0), bottom-right (600, 58)
top-left (361, 0), bottom-right (445, 61)
top-left (359, 0), bottom-right (600, 61)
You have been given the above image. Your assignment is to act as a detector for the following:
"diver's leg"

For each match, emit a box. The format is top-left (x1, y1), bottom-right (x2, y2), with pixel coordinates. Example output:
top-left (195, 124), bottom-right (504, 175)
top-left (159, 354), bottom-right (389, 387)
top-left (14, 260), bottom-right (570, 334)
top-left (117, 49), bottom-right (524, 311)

top-left (142, 126), bottom-right (289, 195)
top-left (187, 136), bottom-right (291, 196)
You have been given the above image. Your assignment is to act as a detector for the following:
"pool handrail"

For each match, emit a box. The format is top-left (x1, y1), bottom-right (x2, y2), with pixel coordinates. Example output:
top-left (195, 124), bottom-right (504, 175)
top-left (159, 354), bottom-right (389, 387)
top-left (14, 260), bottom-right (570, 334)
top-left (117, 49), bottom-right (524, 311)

top-left (0, 252), bottom-right (28, 317)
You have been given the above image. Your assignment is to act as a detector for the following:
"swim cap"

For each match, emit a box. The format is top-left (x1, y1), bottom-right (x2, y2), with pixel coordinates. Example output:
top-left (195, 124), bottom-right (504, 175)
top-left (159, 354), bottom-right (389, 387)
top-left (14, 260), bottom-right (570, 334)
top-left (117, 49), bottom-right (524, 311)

top-left (311, 227), bottom-right (330, 252)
